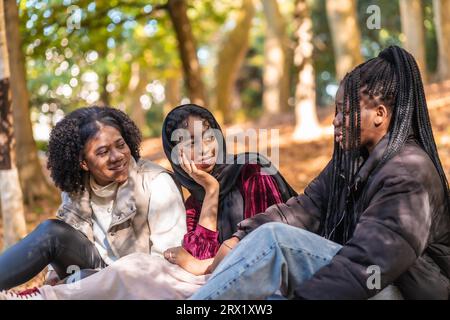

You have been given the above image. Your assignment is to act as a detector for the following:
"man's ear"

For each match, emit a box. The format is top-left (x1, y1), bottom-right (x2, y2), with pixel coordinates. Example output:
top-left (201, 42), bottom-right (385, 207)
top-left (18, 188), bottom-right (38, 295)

top-left (80, 159), bottom-right (89, 172)
top-left (374, 104), bottom-right (389, 126)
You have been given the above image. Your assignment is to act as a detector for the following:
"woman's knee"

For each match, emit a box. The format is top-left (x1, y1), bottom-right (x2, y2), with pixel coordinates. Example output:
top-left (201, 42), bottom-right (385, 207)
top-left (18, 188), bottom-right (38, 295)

top-left (254, 222), bottom-right (312, 244)
top-left (246, 222), bottom-right (289, 244)
top-left (36, 219), bottom-right (72, 238)
top-left (257, 222), bottom-right (291, 236)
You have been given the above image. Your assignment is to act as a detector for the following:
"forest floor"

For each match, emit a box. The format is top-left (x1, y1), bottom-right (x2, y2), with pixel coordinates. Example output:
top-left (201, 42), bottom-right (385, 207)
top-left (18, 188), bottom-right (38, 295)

top-left (2, 79), bottom-right (450, 291)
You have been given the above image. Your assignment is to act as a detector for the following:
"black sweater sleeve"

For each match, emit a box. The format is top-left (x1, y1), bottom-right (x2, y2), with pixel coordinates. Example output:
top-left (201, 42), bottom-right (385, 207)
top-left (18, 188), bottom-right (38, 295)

top-left (233, 162), bottom-right (331, 240)
top-left (294, 174), bottom-right (432, 299)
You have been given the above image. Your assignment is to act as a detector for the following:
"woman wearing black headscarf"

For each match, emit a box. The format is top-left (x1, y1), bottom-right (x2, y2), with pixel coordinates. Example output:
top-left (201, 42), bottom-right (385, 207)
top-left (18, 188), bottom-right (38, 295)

top-left (162, 104), bottom-right (297, 275)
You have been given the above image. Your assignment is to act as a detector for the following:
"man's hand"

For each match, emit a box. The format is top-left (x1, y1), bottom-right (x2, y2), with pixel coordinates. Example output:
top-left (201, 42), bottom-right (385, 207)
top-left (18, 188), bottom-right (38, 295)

top-left (179, 149), bottom-right (219, 193)
top-left (206, 237), bottom-right (240, 274)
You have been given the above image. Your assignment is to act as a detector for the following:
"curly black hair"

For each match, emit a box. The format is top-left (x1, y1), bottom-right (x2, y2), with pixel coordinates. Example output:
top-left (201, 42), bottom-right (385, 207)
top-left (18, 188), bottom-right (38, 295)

top-left (47, 106), bottom-right (142, 193)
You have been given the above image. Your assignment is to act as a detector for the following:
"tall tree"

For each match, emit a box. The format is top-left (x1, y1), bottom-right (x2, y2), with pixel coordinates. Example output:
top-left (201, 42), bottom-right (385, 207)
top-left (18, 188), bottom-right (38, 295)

top-left (433, 0), bottom-right (450, 81)
top-left (126, 62), bottom-right (148, 135)
top-left (0, 0), bottom-right (26, 249)
top-left (99, 72), bottom-right (110, 107)
top-left (215, 0), bottom-right (255, 123)
top-left (262, 0), bottom-right (291, 115)
top-left (292, 0), bottom-right (322, 141)
top-left (399, 0), bottom-right (428, 83)
top-left (326, 0), bottom-right (363, 81)
top-left (164, 75), bottom-right (181, 116)
top-left (4, 0), bottom-right (57, 205)
top-left (167, 0), bottom-right (207, 106)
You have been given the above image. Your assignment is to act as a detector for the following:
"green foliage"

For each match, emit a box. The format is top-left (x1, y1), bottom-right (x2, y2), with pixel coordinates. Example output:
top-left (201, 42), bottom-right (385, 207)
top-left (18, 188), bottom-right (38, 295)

top-left (20, 0), bottom-right (231, 138)
top-left (357, 0), bottom-right (402, 57)
top-left (310, 0), bottom-right (337, 107)
top-left (422, 0), bottom-right (438, 74)
top-left (35, 139), bottom-right (49, 152)
top-left (18, 0), bottom-right (441, 137)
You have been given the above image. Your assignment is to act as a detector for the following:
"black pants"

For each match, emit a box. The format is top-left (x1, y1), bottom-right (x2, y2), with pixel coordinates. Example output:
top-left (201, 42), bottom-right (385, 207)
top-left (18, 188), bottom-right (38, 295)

top-left (0, 219), bottom-right (106, 290)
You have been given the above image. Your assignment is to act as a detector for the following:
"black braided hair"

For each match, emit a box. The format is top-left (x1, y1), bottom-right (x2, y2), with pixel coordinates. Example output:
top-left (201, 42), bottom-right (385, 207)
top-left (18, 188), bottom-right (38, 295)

top-left (322, 45), bottom-right (449, 243)
top-left (47, 106), bottom-right (141, 193)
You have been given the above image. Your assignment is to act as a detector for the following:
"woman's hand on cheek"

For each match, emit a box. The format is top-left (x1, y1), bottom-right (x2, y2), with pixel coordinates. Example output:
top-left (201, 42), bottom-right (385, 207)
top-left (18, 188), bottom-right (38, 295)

top-left (179, 149), bottom-right (219, 194)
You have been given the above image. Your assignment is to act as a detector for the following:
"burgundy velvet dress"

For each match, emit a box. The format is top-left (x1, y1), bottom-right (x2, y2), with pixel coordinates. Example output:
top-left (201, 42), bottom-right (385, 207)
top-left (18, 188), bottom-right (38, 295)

top-left (182, 164), bottom-right (284, 259)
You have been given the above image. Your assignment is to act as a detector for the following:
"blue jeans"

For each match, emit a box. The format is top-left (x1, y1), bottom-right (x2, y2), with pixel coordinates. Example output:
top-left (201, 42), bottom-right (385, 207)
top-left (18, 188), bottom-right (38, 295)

top-left (189, 222), bottom-right (342, 300)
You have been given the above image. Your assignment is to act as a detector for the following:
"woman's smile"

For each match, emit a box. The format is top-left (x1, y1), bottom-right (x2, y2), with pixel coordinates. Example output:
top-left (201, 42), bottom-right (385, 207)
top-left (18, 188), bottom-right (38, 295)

top-left (109, 160), bottom-right (128, 172)
top-left (200, 155), bottom-right (215, 165)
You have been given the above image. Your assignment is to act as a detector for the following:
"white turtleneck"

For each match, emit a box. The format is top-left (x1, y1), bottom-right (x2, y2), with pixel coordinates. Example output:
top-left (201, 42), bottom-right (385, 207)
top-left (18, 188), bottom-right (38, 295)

top-left (89, 176), bottom-right (119, 265)
top-left (86, 172), bottom-right (186, 265)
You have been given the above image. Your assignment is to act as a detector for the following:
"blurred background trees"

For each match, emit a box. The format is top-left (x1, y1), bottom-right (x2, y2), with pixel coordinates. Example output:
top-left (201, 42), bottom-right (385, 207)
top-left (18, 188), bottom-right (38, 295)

top-left (12, 0), bottom-right (448, 144)
top-left (433, 0), bottom-right (450, 81)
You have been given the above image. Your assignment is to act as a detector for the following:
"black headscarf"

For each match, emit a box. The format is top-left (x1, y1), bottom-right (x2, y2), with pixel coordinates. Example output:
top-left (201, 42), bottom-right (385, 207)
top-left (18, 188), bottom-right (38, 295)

top-left (162, 104), bottom-right (297, 242)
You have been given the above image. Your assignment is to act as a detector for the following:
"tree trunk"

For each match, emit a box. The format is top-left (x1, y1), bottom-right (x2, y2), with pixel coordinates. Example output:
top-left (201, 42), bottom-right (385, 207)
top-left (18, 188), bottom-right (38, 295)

top-left (433, 0), bottom-right (450, 80)
top-left (126, 62), bottom-right (148, 136)
top-left (0, 0), bottom-right (26, 249)
top-left (292, 0), bottom-right (322, 141)
top-left (164, 75), bottom-right (181, 116)
top-left (167, 0), bottom-right (207, 106)
top-left (262, 0), bottom-right (291, 115)
top-left (4, 0), bottom-right (57, 205)
top-left (399, 0), bottom-right (428, 83)
top-left (215, 0), bottom-right (255, 124)
top-left (99, 72), bottom-right (110, 106)
top-left (326, 0), bottom-right (363, 81)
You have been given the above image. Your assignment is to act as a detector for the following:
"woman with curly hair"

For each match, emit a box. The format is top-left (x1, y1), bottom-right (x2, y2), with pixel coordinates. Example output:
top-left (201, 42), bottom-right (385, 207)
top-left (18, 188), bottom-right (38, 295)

top-left (0, 106), bottom-right (186, 291)
top-left (0, 104), bottom-right (296, 299)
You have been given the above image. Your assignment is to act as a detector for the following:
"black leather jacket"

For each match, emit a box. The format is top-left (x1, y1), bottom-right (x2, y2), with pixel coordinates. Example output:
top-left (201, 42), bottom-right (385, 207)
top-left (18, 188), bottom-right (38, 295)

top-left (234, 136), bottom-right (450, 299)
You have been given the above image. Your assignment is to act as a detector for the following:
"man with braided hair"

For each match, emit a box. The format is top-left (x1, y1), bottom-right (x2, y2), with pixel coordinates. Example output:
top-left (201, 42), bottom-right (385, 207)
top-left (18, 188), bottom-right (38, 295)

top-left (190, 46), bottom-right (450, 300)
